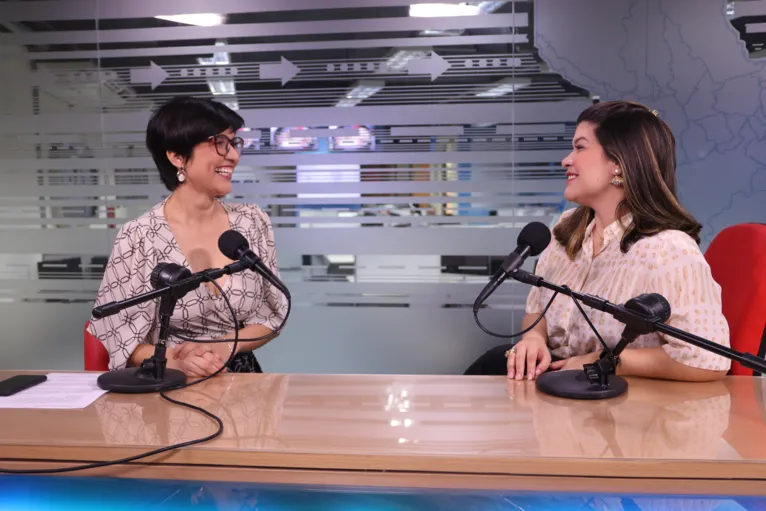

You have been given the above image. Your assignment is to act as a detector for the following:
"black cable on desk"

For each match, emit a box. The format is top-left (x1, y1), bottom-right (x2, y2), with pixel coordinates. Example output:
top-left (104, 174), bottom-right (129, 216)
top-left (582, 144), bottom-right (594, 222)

top-left (0, 277), bottom-right (239, 475)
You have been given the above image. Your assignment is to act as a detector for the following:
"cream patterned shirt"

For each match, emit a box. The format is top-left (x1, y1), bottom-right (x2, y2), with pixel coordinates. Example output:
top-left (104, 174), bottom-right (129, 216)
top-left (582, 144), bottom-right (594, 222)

top-left (89, 200), bottom-right (288, 371)
top-left (525, 209), bottom-right (731, 371)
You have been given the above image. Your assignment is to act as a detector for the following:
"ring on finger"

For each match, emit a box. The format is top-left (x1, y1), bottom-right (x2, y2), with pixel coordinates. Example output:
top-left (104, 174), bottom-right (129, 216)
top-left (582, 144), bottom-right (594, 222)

top-left (504, 347), bottom-right (517, 358)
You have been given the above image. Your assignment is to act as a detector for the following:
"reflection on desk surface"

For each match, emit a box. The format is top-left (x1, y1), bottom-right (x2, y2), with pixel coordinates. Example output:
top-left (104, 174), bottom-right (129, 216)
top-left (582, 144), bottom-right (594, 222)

top-left (1, 372), bottom-right (764, 464)
top-left (0, 475), bottom-right (764, 511)
top-left (94, 373), bottom-right (289, 450)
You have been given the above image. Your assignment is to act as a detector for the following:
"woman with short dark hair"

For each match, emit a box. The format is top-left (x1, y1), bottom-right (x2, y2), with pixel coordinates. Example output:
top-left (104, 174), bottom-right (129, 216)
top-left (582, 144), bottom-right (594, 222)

top-left (89, 96), bottom-right (286, 376)
top-left (466, 101), bottom-right (730, 382)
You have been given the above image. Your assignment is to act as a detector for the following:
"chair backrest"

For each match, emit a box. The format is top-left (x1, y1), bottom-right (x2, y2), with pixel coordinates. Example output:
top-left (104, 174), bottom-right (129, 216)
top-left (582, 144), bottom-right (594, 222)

top-left (84, 320), bottom-right (109, 371)
top-left (704, 223), bottom-right (766, 376)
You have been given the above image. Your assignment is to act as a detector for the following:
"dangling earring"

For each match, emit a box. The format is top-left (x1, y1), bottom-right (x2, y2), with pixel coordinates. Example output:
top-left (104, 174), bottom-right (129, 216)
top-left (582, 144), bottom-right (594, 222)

top-left (610, 168), bottom-right (623, 187)
top-left (176, 166), bottom-right (186, 183)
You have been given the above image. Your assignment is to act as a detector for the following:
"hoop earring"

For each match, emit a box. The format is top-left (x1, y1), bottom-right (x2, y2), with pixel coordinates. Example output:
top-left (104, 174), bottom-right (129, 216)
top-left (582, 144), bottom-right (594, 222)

top-left (610, 168), bottom-right (623, 187)
top-left (176, 166), bottom-right (186, 183)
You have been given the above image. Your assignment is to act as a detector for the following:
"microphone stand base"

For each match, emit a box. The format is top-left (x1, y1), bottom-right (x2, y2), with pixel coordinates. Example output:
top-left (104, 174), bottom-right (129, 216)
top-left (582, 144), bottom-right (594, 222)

top-left (97, 367), bottom-right (187, 394)
top-left (536, 369), bottom-right (628, 400)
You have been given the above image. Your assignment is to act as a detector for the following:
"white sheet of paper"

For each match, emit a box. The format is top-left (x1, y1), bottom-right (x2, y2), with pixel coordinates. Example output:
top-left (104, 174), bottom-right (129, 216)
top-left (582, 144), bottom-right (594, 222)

top-left (0, 372), bottom-right (108, 409)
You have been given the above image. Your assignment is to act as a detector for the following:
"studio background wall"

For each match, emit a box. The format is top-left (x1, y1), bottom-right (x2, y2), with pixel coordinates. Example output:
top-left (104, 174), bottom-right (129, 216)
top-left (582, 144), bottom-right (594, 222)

top-left (0, 0), bottom-right (762, 373)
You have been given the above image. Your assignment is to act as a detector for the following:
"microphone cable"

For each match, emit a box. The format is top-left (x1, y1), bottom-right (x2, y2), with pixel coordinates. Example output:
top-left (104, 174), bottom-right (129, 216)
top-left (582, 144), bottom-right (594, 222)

top-left (164, 277), bottom-right (292, 345)
top-left (474, 283), bottom-right (612, 359)
top-left (0, 277), bottom-right (242, 476)
top-left (474, 290), bottom-right (559, 339)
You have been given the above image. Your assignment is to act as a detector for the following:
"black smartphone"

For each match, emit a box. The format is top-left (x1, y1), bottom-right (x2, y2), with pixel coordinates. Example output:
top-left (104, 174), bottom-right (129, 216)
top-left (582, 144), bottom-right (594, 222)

top-left (0, 374), bottom-right (47, 397)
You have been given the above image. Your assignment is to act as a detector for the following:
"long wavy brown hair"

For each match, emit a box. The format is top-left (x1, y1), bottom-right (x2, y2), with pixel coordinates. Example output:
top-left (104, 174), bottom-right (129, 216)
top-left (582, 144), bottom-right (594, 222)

top-left (554, 100), bottom-right (701, 260)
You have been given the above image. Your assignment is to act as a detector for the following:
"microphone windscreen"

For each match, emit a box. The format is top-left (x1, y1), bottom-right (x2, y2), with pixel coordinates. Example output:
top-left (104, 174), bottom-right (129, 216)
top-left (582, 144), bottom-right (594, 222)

top-left (628, 293), bottom-right (672, 323)
top-left (517, 221), bottom-right (552, 256)
top-left (218, 230), bottom-right (249, 260)
top-left (150, 262), bottom-right (191, 290)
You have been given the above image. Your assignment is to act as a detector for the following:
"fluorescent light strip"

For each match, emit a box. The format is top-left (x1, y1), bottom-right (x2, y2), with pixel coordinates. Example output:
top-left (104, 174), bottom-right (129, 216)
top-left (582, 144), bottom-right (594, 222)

top-left (475, 78), bottom-right (531, 97)
top-left (336, 80), bottom-right (385, 107)
top-left (197, 42), bottom-right (230, 65)
top-left (409, 3), bottom-right (482, 17)
top-left (385, 48), bottom-right (432, 71)
top-left (207, 79), bottom-right (236, 95)
top-left (196, 40), bottom-right (236, 106)
top-left (155, 13), bottom-right (225, 26)
top-left (477, 1), bottom-right (507, 13)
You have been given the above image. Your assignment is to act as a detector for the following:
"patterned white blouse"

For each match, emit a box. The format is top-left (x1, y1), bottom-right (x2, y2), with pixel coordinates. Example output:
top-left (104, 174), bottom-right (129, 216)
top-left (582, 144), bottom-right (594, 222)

top-left (525, 209), bottom-right (731, 371)
top-left (88, 199), bottom-right (287, 370)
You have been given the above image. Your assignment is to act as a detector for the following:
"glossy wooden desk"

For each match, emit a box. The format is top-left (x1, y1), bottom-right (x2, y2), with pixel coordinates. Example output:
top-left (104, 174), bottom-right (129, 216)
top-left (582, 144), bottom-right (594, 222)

top-left (1, 371), bottom-right (765, 496)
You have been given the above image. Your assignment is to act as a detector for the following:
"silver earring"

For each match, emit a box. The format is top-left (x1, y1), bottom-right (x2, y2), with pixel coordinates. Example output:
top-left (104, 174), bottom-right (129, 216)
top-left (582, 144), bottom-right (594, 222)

top-left (610, 168), bottom-right (623, 186)
top-left (177, 166), bottom-right (186, 183)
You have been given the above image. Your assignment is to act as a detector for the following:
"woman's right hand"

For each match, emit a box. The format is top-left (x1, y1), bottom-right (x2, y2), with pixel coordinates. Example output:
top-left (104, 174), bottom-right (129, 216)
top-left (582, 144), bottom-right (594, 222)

top-left (507, 335), bottom-right (551, 381)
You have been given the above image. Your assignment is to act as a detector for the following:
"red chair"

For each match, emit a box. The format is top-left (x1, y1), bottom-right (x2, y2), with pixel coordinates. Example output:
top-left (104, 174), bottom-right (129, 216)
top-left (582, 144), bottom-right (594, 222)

top-left (84, 320), bottom-right (109, 371)
top-left (704, 223), bottom-right (766, 376)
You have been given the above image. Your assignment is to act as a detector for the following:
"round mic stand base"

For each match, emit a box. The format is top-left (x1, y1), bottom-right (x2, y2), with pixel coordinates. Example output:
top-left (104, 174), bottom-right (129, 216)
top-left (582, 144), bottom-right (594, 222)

top-left (536, 369), bottom-right (628, 400)
top-left (97, 367), bottom-right (187, 394)
top-left (97, 340), bottom-right (187, 394)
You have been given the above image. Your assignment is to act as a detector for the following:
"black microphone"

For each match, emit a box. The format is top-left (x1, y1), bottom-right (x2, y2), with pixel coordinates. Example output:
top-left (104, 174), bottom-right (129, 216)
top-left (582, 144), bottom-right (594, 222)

top-left (150, 262), bottom-right (192, 290)
top-left (218, 230), bottom-right (291, 299)
top-left (591, 292), bottom-right (669, 359)
top-left (473, 221), bottom-right (552, 312)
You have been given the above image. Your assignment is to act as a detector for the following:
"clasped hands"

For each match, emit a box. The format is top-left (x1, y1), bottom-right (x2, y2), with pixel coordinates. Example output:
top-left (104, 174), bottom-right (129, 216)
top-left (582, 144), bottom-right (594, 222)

top-left (506, 336), bottom-right (600, 380)
top-left (167, 342), bottom-right (233, 378)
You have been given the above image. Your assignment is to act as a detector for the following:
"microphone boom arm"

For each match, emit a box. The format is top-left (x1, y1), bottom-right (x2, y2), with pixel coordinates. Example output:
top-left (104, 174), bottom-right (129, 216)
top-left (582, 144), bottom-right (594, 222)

top-left (511, 269), bottom-right (766, 375)
top-left (92, 265), bottom-right (239, 320)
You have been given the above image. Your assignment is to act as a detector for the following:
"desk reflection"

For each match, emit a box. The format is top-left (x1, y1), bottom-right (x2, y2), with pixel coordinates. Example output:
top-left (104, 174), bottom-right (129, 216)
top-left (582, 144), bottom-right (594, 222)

top-left (724, 377), bottom-right (766, 460)
top-left (3, 373), bottom-right (766, 511)
top-left (507, 378), bottom-right (733, 511)
top-left (507, 378), bottom-right (731, 460)
top-left (93, 374), bottom-right (288, 449)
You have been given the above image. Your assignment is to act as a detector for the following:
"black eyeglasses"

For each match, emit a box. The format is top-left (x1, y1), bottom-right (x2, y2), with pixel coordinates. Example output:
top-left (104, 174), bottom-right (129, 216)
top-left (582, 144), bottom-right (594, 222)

top-left (209, 134), bottom-right (245, 156)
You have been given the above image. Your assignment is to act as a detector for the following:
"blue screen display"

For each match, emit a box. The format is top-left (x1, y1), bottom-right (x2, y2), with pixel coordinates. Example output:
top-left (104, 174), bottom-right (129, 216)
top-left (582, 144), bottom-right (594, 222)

top-left (0, 475), bottom-right (761, 511)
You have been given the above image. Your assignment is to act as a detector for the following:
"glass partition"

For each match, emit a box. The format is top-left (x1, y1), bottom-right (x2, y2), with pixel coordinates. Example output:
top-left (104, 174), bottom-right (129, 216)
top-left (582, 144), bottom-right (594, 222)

top-left (0, 0), bottom-right (761, 372)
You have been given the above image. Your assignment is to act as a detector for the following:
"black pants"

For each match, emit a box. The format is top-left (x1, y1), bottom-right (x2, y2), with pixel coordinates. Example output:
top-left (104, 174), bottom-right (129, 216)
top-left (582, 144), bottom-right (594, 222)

top-left (227, 352), bottom-right (263, 373)
top-left (226, 321), bottom-right (263, 373)
top-left (463, 343), bottom-right (562, 375)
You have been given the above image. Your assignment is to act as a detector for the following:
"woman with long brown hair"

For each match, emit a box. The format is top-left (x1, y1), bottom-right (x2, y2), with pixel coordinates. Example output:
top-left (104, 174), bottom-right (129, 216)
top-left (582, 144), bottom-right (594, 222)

top-left (465, 101), bottom-right (730, 382)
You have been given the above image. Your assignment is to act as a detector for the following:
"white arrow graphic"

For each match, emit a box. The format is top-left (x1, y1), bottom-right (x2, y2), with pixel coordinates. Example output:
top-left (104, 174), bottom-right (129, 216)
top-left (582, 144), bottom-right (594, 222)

top-left (406, 51), bottom-right (451, 81)
top-left (130, 61), bottom-right (169, 90)
top-left (259, 56), bottom-right (300, 85)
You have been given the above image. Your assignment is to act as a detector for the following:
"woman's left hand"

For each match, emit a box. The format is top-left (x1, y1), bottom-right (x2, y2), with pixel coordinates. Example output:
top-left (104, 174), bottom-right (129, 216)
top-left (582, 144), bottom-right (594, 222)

top-left (549, 351), bottom-right (600, 371)
top-left (174, 342), bottom-right (233, 372)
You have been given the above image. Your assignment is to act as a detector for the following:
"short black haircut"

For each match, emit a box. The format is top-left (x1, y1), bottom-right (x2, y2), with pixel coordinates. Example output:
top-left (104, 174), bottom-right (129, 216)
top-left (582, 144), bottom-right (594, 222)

top-left (146, 96), bottom-right (245, 191)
